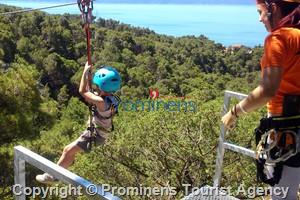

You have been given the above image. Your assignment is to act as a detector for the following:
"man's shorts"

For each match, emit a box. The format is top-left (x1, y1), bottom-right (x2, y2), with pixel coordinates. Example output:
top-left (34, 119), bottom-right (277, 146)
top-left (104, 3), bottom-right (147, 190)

top-left (75, 129), bottom-right (107, 152)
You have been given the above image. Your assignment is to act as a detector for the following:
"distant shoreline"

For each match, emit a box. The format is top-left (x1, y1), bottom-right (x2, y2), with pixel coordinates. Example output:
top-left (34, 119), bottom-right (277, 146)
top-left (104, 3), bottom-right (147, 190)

top-left (0, 1), bottom-right (264, 47)
top-left (1, 0), bottom-right (255, 5)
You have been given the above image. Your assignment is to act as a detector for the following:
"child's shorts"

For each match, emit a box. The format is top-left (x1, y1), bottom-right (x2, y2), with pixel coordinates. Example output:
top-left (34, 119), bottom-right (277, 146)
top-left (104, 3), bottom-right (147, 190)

top-left (75, 129), bottom-right (107, 152)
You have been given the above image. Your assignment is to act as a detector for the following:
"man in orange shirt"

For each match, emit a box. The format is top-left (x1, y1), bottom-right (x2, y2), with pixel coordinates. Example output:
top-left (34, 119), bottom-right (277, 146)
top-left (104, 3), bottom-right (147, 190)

top-left (222, 0), bottom-right (300, 199)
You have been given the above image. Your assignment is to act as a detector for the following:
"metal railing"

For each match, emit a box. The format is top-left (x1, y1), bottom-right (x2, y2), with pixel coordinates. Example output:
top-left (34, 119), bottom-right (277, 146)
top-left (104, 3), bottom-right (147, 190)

top-left (14, 145), bottom-right (121, 200)
top-left (181, 91), bottom-right (255, 200)
top-left (213, 90), bottom-right (255, 188)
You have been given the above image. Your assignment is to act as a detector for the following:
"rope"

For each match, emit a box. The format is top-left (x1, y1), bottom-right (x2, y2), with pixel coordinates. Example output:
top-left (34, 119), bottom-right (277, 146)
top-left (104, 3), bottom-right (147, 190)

top-left (0, 2), bottom-right (78, 15)
top-left (85, 23), bottom-right (92, 65)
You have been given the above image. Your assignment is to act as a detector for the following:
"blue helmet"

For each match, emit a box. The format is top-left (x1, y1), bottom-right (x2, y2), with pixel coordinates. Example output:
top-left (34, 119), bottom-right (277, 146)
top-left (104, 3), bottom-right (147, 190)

top-left (92, 66), bottom-right (121, 93)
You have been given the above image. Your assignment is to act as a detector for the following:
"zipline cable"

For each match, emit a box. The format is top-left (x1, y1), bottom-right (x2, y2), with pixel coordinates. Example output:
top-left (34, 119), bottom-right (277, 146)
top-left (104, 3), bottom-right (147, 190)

top-left (0, 2), bottom-right (78, 15)
top-left (0, 1), bottom-right (94, 66)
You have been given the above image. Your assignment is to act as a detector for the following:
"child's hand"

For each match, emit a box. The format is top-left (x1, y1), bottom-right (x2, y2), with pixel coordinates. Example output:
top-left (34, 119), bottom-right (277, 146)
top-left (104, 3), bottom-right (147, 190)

top-left (84, 61), bottom-right (92, 72)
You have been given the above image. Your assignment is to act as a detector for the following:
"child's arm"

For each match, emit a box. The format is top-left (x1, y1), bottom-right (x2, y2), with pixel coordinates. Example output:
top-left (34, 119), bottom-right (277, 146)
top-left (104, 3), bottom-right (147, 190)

top-left (79, 62), bottom-right (105, 110)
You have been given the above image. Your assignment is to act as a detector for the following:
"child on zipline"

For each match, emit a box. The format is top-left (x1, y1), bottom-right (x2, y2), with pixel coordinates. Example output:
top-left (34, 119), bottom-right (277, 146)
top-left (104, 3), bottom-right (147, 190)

top-left (36, 62), bottom-right (121, 183)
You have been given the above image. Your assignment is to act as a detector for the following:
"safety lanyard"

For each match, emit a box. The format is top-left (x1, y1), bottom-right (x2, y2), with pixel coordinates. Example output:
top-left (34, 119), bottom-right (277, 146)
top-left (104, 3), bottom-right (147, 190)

top-left (77, 0), bottom-right (93, 65)
top-left (78, 0), bottom-right (94, 130)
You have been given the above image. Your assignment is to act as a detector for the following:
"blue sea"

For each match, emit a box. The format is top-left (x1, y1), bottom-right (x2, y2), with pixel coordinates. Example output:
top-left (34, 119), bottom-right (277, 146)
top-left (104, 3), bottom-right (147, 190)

top-left (1, 1), bottom-right (268, 47)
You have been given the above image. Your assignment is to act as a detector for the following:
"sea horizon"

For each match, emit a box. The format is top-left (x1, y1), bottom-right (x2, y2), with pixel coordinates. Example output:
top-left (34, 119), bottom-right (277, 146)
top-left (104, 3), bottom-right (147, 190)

top-left (1, 1), bottom-right (268, 47)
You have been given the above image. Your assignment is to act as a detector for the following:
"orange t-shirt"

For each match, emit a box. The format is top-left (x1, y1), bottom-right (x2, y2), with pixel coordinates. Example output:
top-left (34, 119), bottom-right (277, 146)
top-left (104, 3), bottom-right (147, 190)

top-left (261, 27), bottom-right (300, 115)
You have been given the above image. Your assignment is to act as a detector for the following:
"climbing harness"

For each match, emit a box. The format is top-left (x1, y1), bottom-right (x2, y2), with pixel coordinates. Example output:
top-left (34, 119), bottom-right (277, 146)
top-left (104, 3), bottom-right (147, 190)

top-left (257, 128), bottom-right (299, 163)
top-left (255, 115), bottom-right (300, 185)
top-left (255, 115), bottom-right (300, 160)
top-left (85, 95), bottom-right (121, 151)
top-left (255, 94), bottom-right (300, 185)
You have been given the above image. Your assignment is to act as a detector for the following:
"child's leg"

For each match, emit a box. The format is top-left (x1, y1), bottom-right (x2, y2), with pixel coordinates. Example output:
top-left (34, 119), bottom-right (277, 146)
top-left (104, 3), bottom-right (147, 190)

top-left (57, 141), bottom-right (84, 169)
top-left (36, 141), bottom-right (84, 183)
top-left (36, 130), bottom-right (97, 183)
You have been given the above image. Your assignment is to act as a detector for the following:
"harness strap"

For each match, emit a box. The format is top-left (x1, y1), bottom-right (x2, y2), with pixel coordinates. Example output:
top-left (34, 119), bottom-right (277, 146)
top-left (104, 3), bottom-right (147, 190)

top-left (259, 115), bottom-right (300, 131)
